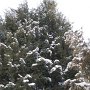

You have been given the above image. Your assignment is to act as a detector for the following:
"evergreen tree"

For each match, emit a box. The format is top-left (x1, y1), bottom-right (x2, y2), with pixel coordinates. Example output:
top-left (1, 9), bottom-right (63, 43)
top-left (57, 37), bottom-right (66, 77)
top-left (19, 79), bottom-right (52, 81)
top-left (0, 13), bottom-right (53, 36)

top-left (0, 0), bottom-right (77, 90)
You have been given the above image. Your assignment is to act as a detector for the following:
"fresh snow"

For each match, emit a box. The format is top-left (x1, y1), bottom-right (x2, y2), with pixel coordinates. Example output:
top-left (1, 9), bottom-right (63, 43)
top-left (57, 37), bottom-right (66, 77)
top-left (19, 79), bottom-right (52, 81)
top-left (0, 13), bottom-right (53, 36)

top-left (75, 82), bottom-right (90, 87)
top-left (5, 82), bottom-right (15, 88)
top-left (27, 47), bottom-right (39, 56)
top-left (32, 21), bottom-right (39, 25)
top-left (75, 82), bottom-right (90, 90)
top-left (36, 57), bottom-right (53, 65)
top-left (19, 58), bottom-right (26, 64)
top-left (23, 79), bottom-right (29, 83)
top-left (28, 83), bottom-right (35, 86)
top-left (32, 63), bottom-right (38, 67)
top-left (0, 43), bottom-right (8, 48)
top-left (54, 59), bottom-right (60, 64)
top-left (24, 74), bottom-right (32, 79)
top-left (50, 65), bottom-right (62, 73)
top-left (0, 84), bottom-right (4, 88)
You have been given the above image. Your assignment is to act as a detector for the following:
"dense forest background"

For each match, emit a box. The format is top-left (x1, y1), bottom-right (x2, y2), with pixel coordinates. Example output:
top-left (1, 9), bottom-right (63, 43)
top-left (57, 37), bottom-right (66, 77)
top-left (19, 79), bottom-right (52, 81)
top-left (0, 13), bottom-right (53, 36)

top-left (0, 0), bottom-right (90, 90)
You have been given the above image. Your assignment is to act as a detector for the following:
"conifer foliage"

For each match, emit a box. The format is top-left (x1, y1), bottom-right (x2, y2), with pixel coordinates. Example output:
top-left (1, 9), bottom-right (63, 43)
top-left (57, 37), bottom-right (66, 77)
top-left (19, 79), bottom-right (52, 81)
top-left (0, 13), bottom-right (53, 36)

top-left (0, 0), bottom-right (88, 90)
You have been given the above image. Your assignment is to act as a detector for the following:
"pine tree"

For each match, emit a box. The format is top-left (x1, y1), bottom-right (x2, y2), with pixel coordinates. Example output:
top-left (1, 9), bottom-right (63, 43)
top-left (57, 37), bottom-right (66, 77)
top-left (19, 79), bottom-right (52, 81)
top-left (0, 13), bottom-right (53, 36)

top-left (0, 0), bottom-right (76, 90)
top-left (28, 0), bottom-right (73, 89)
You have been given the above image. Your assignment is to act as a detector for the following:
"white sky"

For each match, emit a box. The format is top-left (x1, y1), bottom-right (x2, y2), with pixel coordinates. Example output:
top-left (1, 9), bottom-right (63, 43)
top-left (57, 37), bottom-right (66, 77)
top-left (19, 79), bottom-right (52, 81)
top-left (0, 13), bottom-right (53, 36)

top-left (0, 0), bottom-right (90, 42)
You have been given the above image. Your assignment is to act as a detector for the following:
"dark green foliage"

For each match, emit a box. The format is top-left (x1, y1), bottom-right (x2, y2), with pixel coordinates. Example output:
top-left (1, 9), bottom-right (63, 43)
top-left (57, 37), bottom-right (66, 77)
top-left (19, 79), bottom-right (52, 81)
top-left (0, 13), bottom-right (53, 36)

top-left (5, 9), bottom-right (18, 33)
top-left (0, 0), bottom-right (76, 90)
top-left (64, 68), bottom-right (78, 80)
top-left (16, 1), bottom-right (29, 24)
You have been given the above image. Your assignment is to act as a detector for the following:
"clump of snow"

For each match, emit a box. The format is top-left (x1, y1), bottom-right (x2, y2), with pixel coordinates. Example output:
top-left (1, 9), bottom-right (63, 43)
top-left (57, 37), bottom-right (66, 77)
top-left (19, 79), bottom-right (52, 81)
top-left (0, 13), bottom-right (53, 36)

top-left (44, 39), bottom-right (49, 44)
top-left (36, 57), bottom-right (53, 66)
top-left (13, 37), bottom-right (18, 44)
top-left (7, 62), bottom-right (14, 67)
top-left (21, 44), bottom-right (26, 49)
top-left (75, 82), bottom-right (90, 87)
top-left (50, 65), bottom-right (62, 74)
top-left (13, 64), bottom-right (20, 68)
top-left (28, 83), bottom-right (36, 87)
top-left (64, 79), bottom-right (71, 86)
top-left (24, 74), bottom-right (32, 79)
top-left (27, 47), bottom-right (39, 56)
top-left (18, 74), bottom-right (23, 78)
top-left (72, 57), bottom-right (82, 61)
top-left (64, 62), bottom-right (72, 72)
top-left (7, 32), bottom-right (13, 39)
top-left (49, 34), bottom-right (53, 39)
top-left (0, 43), bottom-right (8, 48)
top-left (52, 41), bottom-right (55, 44)
top-left (64, 61), bottom-right (77, 73)
top-left (26, 47), bottom-right (40, 60)
top-left (75, 82), bottom-right (90, 90)
top-left (46, 48), bottom-right (52, 56)
top-left (23, 79), bottom-right (29, 83)
top-left (5, 82), bottom-right (15, 88)
top-left (11, 41), bottom-right (18, 47)
top-left (0, 84), bottom-right (4, 88)
top-left (33, 47), bottom-right (39, 52)
top-left (0, 62), bottom-right (2, 66)
top-left (27, 51), bottom-right (33, 55)
top-left (17, 28), bottom-right (26, 34)
top-left (19, 58), bottom-right (26, 64)
top-left (4, 54), bottom-right (10, 58)
top-left (45, 77), bottom-right (52, 82)
top-left (75, 71), bottom-right (82, 79)
top-left (32, 63), bottom-right (38, 67)
top-left (55, 43), bottom-right (60, 46)
top-left (32, 21), bottom-right (39, 26)
top-left (54, 59), bottom-right (60, 64)
top-left (8, 45), bottom-right (13, 50)
top-left (18, 74), bottom-right (32, 84)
